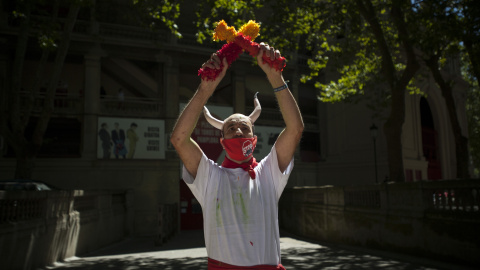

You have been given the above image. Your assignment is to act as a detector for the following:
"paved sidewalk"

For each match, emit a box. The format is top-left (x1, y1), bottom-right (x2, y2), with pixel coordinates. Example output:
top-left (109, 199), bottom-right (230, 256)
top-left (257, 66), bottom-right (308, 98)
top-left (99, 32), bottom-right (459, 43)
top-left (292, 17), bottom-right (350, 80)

top-left (45, 230), bottom-right (475, 270)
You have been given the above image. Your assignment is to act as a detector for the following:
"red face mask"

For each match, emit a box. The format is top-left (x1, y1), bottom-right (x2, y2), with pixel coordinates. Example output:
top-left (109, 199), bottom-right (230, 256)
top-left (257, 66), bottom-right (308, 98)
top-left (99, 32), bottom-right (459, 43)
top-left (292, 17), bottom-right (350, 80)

top-left (222, 137), bottom-right (257, 162)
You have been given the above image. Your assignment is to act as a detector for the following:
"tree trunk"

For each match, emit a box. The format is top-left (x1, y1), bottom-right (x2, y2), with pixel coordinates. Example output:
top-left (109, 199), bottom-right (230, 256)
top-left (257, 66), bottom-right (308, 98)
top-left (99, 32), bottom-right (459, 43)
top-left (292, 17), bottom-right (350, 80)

top-left (354, 0), bottom-right (404, 182)
top-left (10, 3), bottom-right (81, 179)
top-left (6, 2), bottom-right (31, 145)
top-left (355, 0), bottom-right (420, 182)
top-left (0, 2), bottom-right (32, 178)
top-left (23, 1), bottom-right (59, 122)
top-left (383, 84), bottom-right (406, 182)
top-left (464, 40), bottom-right (480, 86)
top-left (426, 56), bottom-right (470, 179)
top-left (30, 4), bottom-right (80, 152)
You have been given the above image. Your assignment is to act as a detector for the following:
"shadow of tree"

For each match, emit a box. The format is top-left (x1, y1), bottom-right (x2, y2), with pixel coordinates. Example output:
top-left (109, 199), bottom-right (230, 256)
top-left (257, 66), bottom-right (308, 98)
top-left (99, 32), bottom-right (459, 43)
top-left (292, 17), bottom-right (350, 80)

top-left (281, 246), bottom-right (439, 270)
top-left (47, 246), bottom-right (447, 270)
top-left (43, 230), bottom-right (472, 270)
top-left (47, 256), bottom-right (208, 270)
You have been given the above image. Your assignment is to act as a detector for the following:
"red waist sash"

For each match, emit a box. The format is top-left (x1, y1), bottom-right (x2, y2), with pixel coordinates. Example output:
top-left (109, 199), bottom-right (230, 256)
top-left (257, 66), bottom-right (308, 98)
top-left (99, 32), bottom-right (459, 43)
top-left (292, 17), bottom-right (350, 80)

top-left (208, 258), bottom-right (286, 270)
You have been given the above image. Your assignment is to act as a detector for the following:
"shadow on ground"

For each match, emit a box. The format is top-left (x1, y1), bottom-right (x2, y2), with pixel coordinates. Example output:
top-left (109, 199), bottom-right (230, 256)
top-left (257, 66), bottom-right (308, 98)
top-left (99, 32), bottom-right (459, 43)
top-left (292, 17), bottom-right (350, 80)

top-left (48, 257), bottom-right (208, 270)
top-left (44, 230), bottom-right (472, 270)
top-left (281, 246), bottom-right (440, 270)
top-left (46, 247), bottom-right (446, 270)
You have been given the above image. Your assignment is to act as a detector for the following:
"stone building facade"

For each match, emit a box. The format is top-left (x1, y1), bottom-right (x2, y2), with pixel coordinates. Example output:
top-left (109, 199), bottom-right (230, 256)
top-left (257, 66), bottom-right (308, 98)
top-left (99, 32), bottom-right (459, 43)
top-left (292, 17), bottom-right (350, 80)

top-left (0, 1), bottom-right (468, 236)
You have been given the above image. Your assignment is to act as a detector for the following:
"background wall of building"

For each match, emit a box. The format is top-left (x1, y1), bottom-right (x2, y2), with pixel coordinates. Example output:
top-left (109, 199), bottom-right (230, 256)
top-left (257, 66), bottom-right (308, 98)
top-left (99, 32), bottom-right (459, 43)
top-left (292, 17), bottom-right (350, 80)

top-left (0, 9), bottom-right (468, 236)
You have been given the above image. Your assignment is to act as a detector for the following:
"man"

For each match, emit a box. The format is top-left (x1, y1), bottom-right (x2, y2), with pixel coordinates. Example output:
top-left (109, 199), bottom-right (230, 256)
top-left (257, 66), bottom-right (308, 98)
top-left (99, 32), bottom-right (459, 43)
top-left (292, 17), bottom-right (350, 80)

top-left (126, 123), bottom-right (139, 159)
top-left (170, 43), bottom-right (303, 269)
top-left (111, 122), bottom-right (127, 159)
top-left (98, 123), bottom-right (112, 159)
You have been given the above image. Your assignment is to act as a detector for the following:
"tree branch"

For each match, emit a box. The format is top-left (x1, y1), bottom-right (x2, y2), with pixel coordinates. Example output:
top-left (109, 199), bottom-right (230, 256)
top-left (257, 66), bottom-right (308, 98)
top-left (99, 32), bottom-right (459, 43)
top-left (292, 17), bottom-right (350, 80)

top-left (390, 0), bottom-right (420, 90)
top-left (9, 3), bottom-right (31, 142)
top-left (354, 0), bottom-right (397, 88)
top-left (33, 3), bottom-right (81, 149)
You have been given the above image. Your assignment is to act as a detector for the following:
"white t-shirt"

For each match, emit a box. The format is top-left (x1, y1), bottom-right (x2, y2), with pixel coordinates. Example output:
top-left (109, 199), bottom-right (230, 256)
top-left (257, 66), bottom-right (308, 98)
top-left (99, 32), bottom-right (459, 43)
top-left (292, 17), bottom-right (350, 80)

top-left (183, 145), bottom-right (294, 266)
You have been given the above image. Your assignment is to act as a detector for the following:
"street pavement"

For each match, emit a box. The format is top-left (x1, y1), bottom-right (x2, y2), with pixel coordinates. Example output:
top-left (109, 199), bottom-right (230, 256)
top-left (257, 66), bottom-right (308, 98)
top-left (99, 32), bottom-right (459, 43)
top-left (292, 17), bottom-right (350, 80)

top-left (44, 230), bottom-right (476, 270)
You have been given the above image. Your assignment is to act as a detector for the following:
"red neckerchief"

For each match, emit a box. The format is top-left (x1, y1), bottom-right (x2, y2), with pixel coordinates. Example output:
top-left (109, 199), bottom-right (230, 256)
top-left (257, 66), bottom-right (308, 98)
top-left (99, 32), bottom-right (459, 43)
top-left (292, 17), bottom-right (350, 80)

top-left (221, 156), bottom-right (258, 179)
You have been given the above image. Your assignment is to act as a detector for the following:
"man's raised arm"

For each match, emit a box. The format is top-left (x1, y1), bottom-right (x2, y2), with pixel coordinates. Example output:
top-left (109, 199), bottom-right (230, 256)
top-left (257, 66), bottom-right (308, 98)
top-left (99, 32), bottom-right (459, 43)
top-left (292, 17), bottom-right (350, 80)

top-left (170, 55), bottom-right (228, 178)
top-left (257, 43), bottom-right (304, 172)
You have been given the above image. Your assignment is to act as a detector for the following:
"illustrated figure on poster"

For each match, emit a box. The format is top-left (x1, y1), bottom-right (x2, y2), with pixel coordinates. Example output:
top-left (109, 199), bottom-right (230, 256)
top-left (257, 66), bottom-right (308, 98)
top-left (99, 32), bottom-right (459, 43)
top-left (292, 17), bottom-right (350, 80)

top-left (111, 122), bottom-right (127, 159)
top-left (126, 123), bottom-right (139, 159)
top-left (170, 20), bottom-right (303, 269)
top-left (98, 123), bottom-right (112, 159)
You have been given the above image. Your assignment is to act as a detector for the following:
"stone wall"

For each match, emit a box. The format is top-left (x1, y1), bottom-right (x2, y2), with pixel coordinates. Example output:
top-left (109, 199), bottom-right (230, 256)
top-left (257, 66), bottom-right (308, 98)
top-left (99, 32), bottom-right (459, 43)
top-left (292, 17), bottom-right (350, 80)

top-left (0, 158), bottom-right (181, 237)
top-left (0, 189), bottom-right (131, 269)
top-left (279, 179), bottom-right (480, 266)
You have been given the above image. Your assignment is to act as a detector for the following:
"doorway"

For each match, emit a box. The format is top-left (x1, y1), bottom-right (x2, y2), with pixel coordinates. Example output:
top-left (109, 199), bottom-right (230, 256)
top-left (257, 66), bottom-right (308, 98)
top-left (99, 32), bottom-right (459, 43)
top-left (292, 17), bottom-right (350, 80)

top-left (420, 97), bottom-right (442, 180)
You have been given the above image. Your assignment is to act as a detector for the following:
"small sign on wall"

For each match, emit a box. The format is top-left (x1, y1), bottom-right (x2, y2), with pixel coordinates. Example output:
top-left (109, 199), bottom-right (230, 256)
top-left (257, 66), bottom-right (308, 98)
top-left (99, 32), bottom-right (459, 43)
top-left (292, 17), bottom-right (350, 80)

top-left (97, 117), bottom-right (165, 159)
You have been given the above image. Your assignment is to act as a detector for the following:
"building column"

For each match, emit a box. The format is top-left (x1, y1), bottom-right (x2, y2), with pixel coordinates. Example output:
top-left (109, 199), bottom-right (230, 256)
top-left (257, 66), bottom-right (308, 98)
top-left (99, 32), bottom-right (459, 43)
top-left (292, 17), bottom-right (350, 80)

top-left (233, 70), bottom-right (246, 114)
top-left (318, 98), bottom-right (328, 161)
top-left (0, 38), bottom-right (7, 119)
top-left (161, 55), bottom-right (181, 234)
top-left (163, 57), bottom-right (179, 153)
top-left (403, 94), bottom-right (428, 180)
top-left (83, 53), bottom-right (101, 159)
top-left (0, 38), bottom-right (8, 157)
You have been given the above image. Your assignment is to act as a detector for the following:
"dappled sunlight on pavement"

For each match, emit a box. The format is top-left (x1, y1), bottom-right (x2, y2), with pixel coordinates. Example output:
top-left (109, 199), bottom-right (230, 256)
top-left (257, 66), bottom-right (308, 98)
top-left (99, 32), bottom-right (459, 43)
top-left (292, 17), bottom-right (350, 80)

top-left (44, 230), bottom-right (474, 270)
top-left (48, 256), bottom-right (207, 270)
top-left (280, 237), bottom-right (433, 270)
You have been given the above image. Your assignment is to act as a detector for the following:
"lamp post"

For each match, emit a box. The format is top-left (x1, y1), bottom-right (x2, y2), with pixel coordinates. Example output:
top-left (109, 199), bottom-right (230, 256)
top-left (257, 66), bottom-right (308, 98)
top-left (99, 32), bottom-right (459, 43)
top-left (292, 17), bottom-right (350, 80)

top-left (370, 124), bottom-right (378, 184)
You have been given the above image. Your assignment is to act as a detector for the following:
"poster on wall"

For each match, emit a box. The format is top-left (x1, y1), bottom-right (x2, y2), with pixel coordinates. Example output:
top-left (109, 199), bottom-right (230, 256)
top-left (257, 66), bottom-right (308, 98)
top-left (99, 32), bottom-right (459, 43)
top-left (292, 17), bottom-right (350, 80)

top-left (97, 117), bottom-right (165, 159)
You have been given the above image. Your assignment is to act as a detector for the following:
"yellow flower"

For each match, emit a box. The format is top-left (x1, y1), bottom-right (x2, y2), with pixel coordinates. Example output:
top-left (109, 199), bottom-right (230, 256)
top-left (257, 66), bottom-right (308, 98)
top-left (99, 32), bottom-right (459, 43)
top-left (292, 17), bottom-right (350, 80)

top-left (213, 20), bottom-right (237, 42)
top-left (238, 20), bottom-right (260, 41)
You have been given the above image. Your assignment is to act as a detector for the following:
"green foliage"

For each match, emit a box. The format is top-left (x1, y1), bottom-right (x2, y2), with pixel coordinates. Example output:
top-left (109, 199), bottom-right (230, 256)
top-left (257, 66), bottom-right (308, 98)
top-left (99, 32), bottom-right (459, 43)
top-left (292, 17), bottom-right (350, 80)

top-left (184, 0), bottom-right (427, 109)
top-left (38, 34), bottom-right (58, 50)
top-left (133, 0), bottom-right (182, 38)
top-left (319, 51), bottom-right (382, 102)
top-left (303, 1), bottom-right (385, 103)
top-left (12, 10), bottom-right (27, 19)
top-left (410, 0), bottom-right (479, 176)
top-left (8, 0), bottom-right (93, 51)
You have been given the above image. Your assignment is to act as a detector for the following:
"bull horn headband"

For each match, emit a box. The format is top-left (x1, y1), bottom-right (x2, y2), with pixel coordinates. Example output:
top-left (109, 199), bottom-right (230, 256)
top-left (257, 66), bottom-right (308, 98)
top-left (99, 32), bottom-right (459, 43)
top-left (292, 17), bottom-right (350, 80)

top-left (203, 92), bottom-right (261, 130)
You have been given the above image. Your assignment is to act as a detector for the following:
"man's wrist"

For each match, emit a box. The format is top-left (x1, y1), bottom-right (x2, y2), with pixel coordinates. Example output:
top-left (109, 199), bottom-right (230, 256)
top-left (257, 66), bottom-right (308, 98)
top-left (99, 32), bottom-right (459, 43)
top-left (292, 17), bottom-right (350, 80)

top-left (198, 81), bottom-right (217, 94)
top-left (267, 74), bottom-right (285, 89)
top-left (273, 82), bottom-right (289, 92)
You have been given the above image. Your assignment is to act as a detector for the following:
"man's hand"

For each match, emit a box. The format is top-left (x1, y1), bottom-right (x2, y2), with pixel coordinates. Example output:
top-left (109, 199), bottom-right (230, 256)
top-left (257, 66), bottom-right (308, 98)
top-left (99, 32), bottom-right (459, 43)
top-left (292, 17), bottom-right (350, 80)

top-left (200, 53), bottom-right (229, 92)
top-left (257, 43), bottom-right (285, 88)
top-left (257, 42), bottom-right (284, 80)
